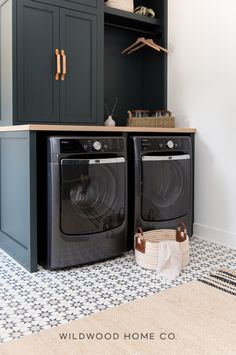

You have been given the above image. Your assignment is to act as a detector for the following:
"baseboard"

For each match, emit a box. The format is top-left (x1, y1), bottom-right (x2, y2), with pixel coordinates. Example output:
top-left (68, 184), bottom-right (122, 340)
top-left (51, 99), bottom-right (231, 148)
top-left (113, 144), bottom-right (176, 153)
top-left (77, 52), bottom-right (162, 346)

top-left (193, 223), bottom-right (236, 249)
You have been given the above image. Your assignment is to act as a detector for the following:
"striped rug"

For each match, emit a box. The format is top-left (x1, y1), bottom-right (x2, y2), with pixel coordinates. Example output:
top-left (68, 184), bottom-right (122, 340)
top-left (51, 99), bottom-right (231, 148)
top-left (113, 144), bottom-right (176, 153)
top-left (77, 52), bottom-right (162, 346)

top-left (1, 269), bottom-right (236, 355)
top-left (198, 269), bottom-right (236, 296)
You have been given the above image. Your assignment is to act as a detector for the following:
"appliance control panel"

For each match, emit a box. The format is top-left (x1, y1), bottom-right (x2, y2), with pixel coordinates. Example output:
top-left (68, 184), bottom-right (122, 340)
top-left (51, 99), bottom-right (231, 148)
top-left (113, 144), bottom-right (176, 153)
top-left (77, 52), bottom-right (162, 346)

top-left (141, 138), bottom-right (189, 151)
top-left (60, 138), bottom-right (125, 154)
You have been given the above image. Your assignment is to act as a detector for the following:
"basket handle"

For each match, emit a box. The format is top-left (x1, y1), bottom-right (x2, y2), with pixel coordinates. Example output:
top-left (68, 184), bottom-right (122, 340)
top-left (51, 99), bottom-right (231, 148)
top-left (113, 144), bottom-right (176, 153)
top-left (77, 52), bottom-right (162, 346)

top-left (176, 222), bottom-right (187, 242)
top-left (134, 227), bottom-right (146, 254)
top-left (136, 227), bottom-right (144, 237)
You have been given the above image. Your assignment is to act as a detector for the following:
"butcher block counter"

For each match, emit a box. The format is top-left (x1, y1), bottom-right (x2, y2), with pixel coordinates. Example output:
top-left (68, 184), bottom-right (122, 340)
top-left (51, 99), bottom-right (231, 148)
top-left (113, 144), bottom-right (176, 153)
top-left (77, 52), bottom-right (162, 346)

top-left (0, 125), bottom-right (196, 272)
top-left (0, 124), bottom-right (196, 133)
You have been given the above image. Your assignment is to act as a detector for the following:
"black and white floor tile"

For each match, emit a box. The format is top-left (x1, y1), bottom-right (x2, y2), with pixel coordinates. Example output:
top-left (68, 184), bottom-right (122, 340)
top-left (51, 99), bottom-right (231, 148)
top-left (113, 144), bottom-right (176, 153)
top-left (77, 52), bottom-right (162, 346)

top-left (1, 236), bottom-right (236, 343)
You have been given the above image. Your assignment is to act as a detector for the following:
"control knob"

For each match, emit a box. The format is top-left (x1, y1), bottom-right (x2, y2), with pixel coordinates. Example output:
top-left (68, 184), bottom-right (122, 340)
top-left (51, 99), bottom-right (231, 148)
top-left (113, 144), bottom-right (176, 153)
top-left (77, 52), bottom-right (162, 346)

top-left (93, 141), bottom-right (102, 151)
top-left (167, 140), bottom-right (174, 149)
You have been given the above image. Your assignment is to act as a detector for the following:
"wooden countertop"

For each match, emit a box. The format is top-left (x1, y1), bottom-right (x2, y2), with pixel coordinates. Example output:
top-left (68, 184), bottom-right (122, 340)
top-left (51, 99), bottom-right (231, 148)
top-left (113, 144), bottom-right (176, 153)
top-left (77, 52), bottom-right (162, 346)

top-left (0, 124), bottom-right (196, 133)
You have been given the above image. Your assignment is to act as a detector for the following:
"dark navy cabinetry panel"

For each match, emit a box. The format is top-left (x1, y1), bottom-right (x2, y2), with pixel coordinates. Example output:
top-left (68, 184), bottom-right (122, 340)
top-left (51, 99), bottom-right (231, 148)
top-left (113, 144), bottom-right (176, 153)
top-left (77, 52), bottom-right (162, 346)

top-left (0, 0), bottom-right (102, 125)
top-left (66, 0), bottom-right (97, 7)
top-left (59, 9), bottom-right (98, 124)
top-left (104, 0), bottom-right (167, 125)
top-left (34, 0), bottom-right (97, 9)
top-left (0, 131), bottom-right (37, 272)
top-left (17, 0), bottom-right (60, 123)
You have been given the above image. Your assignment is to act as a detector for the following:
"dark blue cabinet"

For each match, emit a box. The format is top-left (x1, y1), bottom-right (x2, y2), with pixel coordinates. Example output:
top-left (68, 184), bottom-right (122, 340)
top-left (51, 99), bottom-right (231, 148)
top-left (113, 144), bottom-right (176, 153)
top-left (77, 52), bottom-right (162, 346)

top-left (0, 131), bottom-right (37, 272)
top-left (59, 9), bottom-right (98, 124)
top-left (66, 0), bottom-right (97, 7)
top-left (17, 1), bottom-right (60, 123)
top-left (0, 0), bottom-right (103, 125)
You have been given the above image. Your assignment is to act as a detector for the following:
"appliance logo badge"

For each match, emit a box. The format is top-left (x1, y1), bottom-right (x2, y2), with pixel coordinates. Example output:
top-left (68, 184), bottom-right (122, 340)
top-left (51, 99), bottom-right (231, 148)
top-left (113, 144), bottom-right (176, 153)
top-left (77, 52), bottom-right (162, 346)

top-left (168, 156), bottom-right (172, 160)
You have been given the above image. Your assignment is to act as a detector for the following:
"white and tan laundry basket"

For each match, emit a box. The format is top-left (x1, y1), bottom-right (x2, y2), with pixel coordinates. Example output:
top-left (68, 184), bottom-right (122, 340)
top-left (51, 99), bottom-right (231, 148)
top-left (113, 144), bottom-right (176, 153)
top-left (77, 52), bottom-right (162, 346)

top-left (104, 0), bottom-right (134, 12)
top-left (134, 223), bottom-right (189, 270)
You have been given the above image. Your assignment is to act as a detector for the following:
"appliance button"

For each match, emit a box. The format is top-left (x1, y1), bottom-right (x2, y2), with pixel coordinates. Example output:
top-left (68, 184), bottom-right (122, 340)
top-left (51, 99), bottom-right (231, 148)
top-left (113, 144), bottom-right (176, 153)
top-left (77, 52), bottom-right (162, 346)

top-left (93, 141), bottom-right (102, 151)
top-left (167, 140), bottom-right (174, 149)
top-left (159, 143), bottom-right (163, 148)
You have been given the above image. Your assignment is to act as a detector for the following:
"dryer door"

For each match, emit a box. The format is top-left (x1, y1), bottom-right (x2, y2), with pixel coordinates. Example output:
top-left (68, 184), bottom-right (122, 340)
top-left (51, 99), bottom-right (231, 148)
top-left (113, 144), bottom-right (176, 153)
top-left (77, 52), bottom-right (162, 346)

top-left (141, 154), bottom-right (191, 221)
top-left (60, 157), bottom-right (126, 235)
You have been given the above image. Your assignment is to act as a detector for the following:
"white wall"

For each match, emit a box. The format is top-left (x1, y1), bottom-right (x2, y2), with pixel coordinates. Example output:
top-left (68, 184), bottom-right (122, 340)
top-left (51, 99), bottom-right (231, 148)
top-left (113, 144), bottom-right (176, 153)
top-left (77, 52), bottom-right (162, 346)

top-left (168, 0), bottom-right (236, 248)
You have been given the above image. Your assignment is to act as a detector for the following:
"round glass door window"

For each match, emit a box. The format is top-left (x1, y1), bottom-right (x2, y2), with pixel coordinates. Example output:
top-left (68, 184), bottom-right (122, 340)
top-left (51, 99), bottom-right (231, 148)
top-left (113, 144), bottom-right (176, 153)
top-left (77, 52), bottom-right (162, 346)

top-left (142, 157), bottom-right (191, 221)
top-left (60, 158), bottom-right (125, 235)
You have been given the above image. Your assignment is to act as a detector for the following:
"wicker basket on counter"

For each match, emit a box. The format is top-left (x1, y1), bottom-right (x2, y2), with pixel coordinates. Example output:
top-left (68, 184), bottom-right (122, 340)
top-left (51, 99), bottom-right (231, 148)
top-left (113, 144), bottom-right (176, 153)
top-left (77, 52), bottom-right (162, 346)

top-left (134, 223), bottom-right (189, 271)
top-left (127, 110), bottom-right (175, 128)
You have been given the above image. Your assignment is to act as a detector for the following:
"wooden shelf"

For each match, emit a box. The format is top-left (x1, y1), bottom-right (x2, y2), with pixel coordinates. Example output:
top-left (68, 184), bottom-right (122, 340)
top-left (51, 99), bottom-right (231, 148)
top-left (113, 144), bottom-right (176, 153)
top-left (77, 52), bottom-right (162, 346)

top-left (104, 7), bottom-right (161, 34)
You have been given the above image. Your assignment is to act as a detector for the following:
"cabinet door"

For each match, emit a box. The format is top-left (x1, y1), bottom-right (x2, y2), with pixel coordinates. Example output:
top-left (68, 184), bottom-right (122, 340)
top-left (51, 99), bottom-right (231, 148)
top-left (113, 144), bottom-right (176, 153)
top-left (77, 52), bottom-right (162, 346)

top-left (60, 9), bottom-right (98, 124)
top-left (17, 0), bottom-right (60, 123)
top-left (65, 0), bottom-right (97, 7)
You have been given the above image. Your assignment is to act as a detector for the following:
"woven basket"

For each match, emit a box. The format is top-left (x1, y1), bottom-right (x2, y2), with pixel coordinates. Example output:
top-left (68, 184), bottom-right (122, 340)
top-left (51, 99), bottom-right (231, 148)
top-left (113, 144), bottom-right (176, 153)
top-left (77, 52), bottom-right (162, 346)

top-left (105, 0), bottom-right (134, 12)
top-left (134, 224), bottom-right (189, 271)
top-left (127, 116), bottom-right (175, 127)
top-left (127, 110), bottom-right (175, 128)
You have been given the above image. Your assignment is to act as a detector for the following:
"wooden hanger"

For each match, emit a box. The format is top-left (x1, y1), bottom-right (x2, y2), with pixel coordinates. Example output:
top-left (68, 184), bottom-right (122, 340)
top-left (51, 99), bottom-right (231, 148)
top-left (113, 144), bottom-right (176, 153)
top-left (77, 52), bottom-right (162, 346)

top-left (122, 37), bottom-right (168, 55)
top-left (128, 39), bottom-right (161, 54)
top-left (127, 42), bottom-right (146, 54)
top-left (121, 37), bottom-right (146, 54)
top-left (146, 39), bottom-right (169, 53)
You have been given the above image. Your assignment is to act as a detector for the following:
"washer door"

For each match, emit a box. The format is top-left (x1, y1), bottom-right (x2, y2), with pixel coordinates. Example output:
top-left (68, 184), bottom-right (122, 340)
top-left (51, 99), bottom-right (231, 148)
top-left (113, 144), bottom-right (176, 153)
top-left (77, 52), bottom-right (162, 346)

top-left (60, 157), bottom-right (126, 235)
top-left (141, 154), bottom-right (191, 221)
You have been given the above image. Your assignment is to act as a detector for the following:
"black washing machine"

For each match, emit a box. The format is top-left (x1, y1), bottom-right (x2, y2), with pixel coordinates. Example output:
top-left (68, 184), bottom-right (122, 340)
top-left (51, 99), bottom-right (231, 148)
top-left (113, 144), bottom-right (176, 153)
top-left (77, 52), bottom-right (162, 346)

top-left (132, 136), bottom-right (193, 237)
top-left (44, 136), bottom-right (127, 269)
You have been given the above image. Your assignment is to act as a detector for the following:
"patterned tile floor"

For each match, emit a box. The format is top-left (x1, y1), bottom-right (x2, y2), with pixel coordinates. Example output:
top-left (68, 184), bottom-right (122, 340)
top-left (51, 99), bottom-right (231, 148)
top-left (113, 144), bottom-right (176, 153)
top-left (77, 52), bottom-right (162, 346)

top-left (0, 236), bottom-right (236, 343)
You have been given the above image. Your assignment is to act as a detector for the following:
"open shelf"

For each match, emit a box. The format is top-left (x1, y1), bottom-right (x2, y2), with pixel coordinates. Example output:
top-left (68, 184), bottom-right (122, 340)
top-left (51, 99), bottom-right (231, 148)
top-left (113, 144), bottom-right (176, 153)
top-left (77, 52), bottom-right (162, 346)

top-left (104, 6), bottom-right (161, 34)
